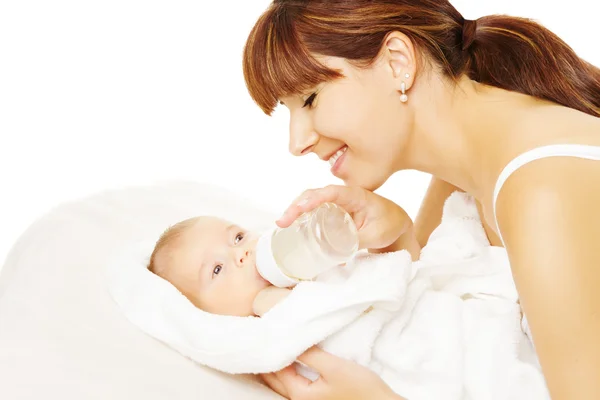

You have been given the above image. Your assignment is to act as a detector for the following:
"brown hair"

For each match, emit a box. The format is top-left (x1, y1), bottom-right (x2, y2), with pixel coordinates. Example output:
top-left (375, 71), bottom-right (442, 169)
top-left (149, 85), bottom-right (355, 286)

top-left (243, 0), bottom-right (600, 117)
top-left (147, 217), bottom-right (199, 277)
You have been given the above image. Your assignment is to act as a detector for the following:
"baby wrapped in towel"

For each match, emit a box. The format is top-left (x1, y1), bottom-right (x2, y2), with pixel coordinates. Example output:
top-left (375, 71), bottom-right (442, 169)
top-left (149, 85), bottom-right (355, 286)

top-left (146, 215), bottom-right (280, 317)
top-left (144, 192), bottom-right (548, 400)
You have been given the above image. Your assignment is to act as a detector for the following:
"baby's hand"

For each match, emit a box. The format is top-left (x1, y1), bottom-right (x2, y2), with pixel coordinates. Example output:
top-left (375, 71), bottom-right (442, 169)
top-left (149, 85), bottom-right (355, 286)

top-left (253, 287), bottom-right (292, 316)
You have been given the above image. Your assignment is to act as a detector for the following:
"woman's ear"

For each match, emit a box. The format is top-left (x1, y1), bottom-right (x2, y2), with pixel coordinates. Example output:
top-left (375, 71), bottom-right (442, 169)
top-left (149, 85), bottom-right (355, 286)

top-left (381, 31), bottom-right (416, 92)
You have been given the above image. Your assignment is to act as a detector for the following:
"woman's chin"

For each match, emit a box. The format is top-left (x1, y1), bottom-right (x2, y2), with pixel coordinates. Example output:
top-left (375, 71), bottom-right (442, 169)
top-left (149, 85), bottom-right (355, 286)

top-left (343, 173), bottom-right (387, 192)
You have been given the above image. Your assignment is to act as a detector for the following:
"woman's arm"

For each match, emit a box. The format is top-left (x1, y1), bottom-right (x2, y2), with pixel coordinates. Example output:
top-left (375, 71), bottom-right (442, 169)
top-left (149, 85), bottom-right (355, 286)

top-left (261, 347), bottom-right (406, 400)
top-left (496, 158), bottom-right (600, 400)
top-left (370, 227), bottom-right (421, 260)
top-left (414, 176), bottom-right (502, 247)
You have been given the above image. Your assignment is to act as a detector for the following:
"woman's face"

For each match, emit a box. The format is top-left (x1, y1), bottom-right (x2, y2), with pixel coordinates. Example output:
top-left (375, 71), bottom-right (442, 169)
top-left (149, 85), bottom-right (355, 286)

top-left (279, 54), bottom-right (414, 191)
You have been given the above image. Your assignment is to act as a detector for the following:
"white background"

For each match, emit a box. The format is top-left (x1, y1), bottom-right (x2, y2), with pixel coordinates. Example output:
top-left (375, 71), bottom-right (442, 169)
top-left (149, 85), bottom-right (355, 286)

top-left (0, 0), bottom-right (597, 268)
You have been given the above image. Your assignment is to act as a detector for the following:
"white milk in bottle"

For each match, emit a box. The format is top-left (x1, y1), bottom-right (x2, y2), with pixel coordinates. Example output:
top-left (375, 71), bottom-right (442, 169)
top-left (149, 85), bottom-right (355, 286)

top-left (255, 203), bottom-right (359, 287)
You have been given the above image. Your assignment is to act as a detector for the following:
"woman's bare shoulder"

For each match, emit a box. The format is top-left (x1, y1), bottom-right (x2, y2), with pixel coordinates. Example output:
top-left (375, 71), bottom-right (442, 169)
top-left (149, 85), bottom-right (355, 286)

top-left (495, 151), bottom-right (600, 234)
top-left (494, 145), bottom-right (600, 399)
top-left (495, 115), bottom-right (600, 226)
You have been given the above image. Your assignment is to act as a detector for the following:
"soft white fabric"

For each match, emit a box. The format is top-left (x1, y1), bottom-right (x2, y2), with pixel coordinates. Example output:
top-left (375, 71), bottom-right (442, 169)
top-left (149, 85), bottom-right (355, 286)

top-left (107, 191), bottom-right (549, 399)
top-left (0, 181), bottom-right (282, 400)
top-left (107, 239), bottom-right (411, 374)
top-left (316, 192), bottom-right (549, 400)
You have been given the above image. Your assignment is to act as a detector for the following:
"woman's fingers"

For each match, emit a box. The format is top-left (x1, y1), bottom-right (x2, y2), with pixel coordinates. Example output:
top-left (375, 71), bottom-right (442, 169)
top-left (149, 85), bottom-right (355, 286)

top-left (277, 185), bottom-right (366, 228)
top-left (275, 185), bottom-right (412, 251)
top-left (265, 347), bottom-right (403, 400)
top-left (262, 349), bottom-right (333, 399)
top-left (295, 346), bottom-right (344, 379)
top-left (276, 188), bottom-right (328, 227)
top-left (261, 373), bottom-right (289, 398)
top-left (273, 364), bottom-right (316, 399)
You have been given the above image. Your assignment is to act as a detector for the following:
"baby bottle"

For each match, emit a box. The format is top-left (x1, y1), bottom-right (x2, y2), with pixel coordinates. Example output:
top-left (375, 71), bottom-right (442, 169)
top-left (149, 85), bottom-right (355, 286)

top-left (255, 203), bottom-right (359, 287)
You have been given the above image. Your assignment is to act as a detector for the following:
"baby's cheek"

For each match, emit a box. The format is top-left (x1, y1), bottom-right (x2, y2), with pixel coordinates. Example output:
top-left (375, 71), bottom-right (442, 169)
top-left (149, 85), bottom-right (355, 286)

top-left (184, 290), bottom-right (205, 311)
top-left (168, 276), bottom-right (203, 310)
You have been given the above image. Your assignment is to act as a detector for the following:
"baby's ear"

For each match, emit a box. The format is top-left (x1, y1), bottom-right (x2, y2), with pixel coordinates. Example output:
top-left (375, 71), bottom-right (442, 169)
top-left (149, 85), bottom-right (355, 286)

top-left (252, 287), bottom-right (292, 317)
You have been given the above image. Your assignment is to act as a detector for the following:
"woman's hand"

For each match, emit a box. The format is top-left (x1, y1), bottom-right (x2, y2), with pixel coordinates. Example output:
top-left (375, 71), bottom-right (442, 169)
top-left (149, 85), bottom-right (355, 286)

top-left (261, 347), bottom-right (405, 400)
top-left (278, 185), bottom-right (419, 257)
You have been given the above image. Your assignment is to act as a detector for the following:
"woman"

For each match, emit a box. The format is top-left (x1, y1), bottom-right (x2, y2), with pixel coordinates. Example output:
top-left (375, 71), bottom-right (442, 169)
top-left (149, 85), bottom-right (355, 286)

top-left (242, 1), bottom-right (600, 399)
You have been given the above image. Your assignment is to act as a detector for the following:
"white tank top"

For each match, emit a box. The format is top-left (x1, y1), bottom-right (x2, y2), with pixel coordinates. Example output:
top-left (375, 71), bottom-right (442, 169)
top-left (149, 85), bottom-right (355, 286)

top-left (492, 143), bottom-right (600, 245)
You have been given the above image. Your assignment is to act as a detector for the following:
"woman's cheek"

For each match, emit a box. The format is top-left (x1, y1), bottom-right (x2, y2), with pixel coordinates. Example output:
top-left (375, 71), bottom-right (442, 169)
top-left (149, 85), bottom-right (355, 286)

top-left (314, 104), bottom-right (359, 140)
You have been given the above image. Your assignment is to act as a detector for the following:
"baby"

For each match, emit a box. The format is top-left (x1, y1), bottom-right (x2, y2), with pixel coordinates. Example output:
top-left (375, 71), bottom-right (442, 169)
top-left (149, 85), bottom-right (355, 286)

top-left (147, 216), bottom-right (290, 317)
top-left (143, 201), bottom-right (545, 400)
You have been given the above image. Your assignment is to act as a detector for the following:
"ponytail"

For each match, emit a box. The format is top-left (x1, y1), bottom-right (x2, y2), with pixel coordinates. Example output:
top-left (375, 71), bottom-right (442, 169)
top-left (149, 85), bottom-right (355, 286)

top-left (461, 15), bottom-right (600, 117)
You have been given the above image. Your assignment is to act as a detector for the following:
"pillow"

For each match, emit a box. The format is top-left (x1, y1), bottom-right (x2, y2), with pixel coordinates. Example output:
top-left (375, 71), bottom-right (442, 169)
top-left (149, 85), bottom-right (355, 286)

top-left (0, 181), bottom-right (281, 399)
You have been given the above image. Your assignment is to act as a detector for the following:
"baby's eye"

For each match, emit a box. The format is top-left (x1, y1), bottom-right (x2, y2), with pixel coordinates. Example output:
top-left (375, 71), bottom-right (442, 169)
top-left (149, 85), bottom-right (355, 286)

top-left (213, 265), bottom-right (222, 276)
top-left (234, 233), bottom-right (244, 244)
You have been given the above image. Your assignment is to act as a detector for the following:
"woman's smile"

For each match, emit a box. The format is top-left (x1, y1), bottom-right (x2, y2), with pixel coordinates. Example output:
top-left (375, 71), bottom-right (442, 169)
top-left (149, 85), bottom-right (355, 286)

top-left (329, 145), bottom-right (348, 178)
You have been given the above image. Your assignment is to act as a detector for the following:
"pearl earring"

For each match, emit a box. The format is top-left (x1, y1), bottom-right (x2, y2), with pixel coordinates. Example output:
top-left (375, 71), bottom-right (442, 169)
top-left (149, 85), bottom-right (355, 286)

top-left (400, 82), bottom-right (408, 103)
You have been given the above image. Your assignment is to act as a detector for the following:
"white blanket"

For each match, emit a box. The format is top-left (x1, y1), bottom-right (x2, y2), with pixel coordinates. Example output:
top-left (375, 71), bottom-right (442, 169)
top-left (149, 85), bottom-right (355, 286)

top-left (310, 193), bottom-right (548, 400)
top-left (107, 192), bottom-right (549, 400)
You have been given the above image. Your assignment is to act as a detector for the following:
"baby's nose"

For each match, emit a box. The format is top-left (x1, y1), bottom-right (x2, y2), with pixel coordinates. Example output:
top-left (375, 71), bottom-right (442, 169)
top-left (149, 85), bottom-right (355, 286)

top-left (238, 249), bottom-right (252, 266)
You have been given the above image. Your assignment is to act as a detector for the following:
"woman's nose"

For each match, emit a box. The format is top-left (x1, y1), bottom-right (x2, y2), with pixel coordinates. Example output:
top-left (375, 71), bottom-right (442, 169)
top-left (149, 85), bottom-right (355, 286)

top-left (289, 135), bottom-right (317, 156)
top-left (289, 114), bottom-right (318, 156)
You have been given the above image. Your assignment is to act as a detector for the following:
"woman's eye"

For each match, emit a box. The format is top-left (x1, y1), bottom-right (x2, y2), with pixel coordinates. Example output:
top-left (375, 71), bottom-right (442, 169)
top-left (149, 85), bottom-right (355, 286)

top-left (234, 233), bottom-right (244, 244)
top-left (302, 92), bottom-right (317, 108)
top-left (213, 265), bottom-right (222, 276)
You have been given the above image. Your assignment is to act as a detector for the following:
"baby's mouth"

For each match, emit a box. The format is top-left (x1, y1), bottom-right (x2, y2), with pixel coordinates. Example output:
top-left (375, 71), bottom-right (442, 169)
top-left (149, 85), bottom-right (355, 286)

top-left (253, 263), bottom-right (270, 284)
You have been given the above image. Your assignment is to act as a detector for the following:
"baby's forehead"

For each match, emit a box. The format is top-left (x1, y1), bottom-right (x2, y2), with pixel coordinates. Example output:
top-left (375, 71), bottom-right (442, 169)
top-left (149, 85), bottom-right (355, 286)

top-left (168, 217), bottom-right (231, 266)
top-left (179, 216), bottom-right (240, 243)
top-left (189, 216), bottom-right (234, 232)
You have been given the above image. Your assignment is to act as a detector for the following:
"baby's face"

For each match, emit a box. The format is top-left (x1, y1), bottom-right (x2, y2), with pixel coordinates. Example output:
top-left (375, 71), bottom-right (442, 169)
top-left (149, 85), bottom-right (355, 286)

top-left (163, 217), bottom-right (271, 316)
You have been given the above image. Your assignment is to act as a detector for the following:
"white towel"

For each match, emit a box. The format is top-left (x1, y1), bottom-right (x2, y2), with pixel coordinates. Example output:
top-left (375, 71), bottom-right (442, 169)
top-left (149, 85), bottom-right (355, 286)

top-left (107, 192), bottom-right (549, 399)
top-left (307, 192), bottom-right (549, 399)
top-left (106, 233), bottom-right (412, 374)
